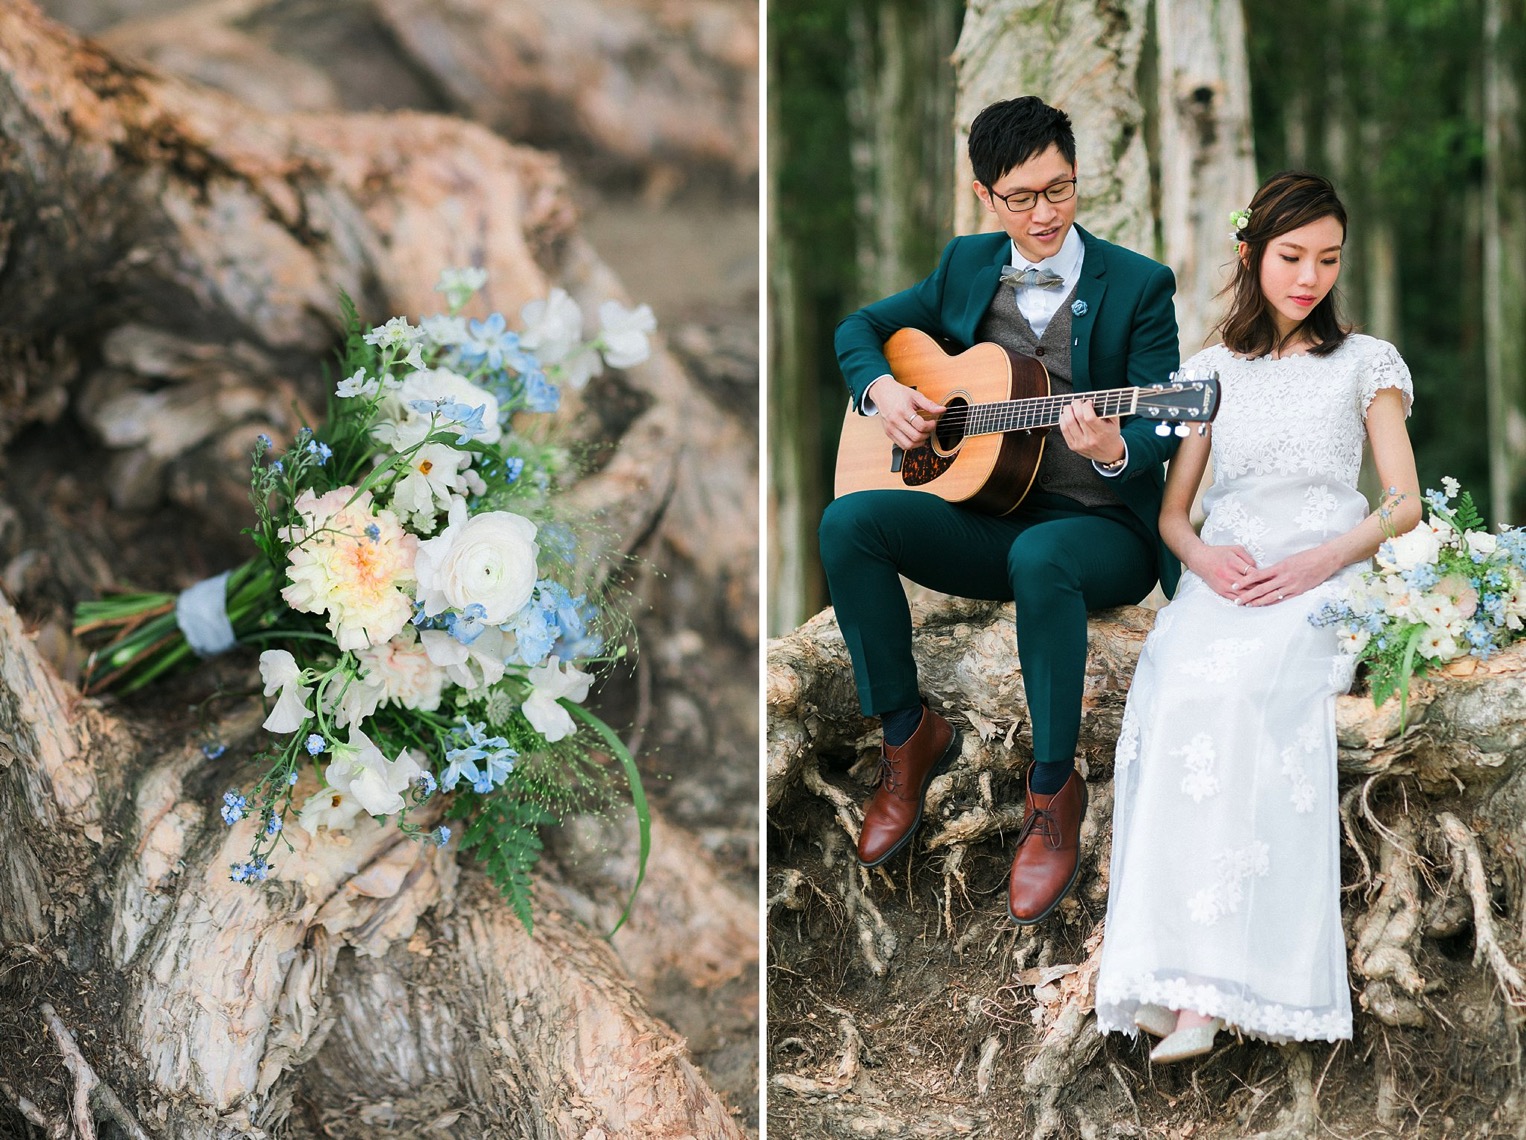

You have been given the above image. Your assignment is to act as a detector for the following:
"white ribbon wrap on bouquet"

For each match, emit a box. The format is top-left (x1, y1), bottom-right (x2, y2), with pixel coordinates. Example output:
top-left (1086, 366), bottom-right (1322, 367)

top-left (175, 571), bottom-right (237, 657)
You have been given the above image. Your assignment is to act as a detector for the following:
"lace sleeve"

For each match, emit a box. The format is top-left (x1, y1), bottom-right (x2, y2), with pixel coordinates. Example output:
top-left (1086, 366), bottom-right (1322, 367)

top-left (1359, 339), bottom-right (1413, 419)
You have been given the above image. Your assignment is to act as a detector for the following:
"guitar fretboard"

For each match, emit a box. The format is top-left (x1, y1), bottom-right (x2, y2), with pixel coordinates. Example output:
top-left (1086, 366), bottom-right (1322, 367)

top-left (946, 386), bottom-right (1143, 437)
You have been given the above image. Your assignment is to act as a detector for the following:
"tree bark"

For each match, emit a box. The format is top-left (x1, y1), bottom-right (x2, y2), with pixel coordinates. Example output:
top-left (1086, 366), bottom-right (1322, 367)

top-left (1154, 0), bottom-right (1257, 357)
top-left (951, 0), bottom-right (1152, 248)
top-left (0, 2), bottom-right (754, 1135)
top-left (767, 599), bottom-right (1526, 1137)
top-left (1484, 0), bottom-right (1526, 526)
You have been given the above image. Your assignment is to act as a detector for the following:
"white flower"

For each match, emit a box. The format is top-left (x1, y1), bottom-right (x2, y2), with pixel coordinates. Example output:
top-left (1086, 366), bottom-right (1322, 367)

top-left (420, 314), bottom-right (470, 348)
top-left (1466, 530), bottom-right (1499, 558)
top-left (1418, 628), bottom-right (1459, 661)
top-left (419, 626), bottom-right (508, 690)
top-left (336, 368), bottom-right (380, 399)
top-left (435, 266), bottom-right (488, 311)
top-left (1376, 525), bottom-right (1442, 573)
top-left (324, 726), bottom-right (426, 817)
top-left (414, 500), bottom-right (539, 624)
top-left (1337, 629), bottom-right (1370, 655)
top-left (523, 655), bottom-right (593, 742)
top-left (374, 368), bottom-right (502, 450)
top-left (598, 300), bottom-right (657, 370)
top-left (519, 288), bottom-right (584, 365)
top-left (259, 649), bottom-right (313, 734)
top-left (363, 315), bottom-right (425, 350)
top-left (1442, 476), bottom-right (1461, 498)
top-left (389, 442), bottom-right (473, 531)
top-left (295, 783), bottom-right (366, 835)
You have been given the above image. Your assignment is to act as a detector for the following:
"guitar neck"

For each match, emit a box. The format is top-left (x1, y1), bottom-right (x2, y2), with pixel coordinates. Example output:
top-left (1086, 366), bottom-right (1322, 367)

top-left (960, 387), bottom-right (1140, 436)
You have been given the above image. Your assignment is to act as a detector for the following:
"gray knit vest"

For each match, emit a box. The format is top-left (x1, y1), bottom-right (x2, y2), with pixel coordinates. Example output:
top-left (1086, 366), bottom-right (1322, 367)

top-left (974, 282), bottom-right (1122, 508)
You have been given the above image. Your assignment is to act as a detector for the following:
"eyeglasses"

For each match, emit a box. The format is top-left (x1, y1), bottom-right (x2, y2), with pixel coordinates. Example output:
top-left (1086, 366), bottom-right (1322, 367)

top-left (988, 178), bottom-right (1077, 213)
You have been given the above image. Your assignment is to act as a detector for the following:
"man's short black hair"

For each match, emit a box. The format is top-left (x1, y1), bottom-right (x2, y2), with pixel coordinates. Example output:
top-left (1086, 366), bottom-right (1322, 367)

top-left (968, 97), bottom-right (1076, 188)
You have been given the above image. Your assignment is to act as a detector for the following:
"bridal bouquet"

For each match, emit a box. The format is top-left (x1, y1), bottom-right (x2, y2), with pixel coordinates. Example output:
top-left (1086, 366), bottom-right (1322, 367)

top-left (1313, 478), bottom-right (1526, 722)
top-left (75, 269), bottom-right (658, 932)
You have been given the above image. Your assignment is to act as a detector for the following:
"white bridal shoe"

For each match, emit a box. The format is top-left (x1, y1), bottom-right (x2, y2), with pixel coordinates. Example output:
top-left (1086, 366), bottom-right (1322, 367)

top-left (1148, 1017), bottom-right (1224, 1064)
top-left (1132, 1003), bottom-right (1177, 1038)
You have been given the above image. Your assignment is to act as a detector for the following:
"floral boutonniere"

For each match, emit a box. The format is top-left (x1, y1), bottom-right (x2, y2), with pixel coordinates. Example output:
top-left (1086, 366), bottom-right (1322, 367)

top-left (1071, 299), bottom-right (1088, 318)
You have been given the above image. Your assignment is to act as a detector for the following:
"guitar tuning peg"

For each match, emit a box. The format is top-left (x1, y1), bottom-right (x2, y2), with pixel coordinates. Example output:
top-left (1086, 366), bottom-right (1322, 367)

top-left (1174, 423), bottom-right (1190, 438)
top-left (1198, 425), bottom-right (1209, 437)
top-left (1155, 423), bottom-right (1172, 437)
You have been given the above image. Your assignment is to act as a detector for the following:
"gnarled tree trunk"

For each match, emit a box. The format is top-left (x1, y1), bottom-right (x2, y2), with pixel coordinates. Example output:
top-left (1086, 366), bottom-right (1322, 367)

top-left (767, 599), bottom-right (1526, 1138)
top-left (0, 2), bottom-right (755, 1135)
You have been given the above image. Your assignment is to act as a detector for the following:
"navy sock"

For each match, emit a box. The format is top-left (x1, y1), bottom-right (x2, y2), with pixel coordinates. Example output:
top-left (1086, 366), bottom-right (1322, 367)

top-left (880, 704), bottom-right (924, 748)
top-left (1028, 759), bottom-right (1074, 797)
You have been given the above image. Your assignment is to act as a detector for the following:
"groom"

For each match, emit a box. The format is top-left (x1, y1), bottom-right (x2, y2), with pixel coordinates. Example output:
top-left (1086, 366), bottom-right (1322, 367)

top-left (821, 96), bottom-right (1182, 924)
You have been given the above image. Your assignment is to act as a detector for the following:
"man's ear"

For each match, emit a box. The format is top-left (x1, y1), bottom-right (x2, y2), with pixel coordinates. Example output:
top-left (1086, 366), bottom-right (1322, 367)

top-left (973, 179), bottom-right (995, 213)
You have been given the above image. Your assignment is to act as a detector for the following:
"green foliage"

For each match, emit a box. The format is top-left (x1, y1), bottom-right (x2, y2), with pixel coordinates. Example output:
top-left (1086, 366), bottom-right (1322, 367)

top-left (456, 793), bottom-right (558, 933)
top-left (1243, 0), bottom-right (1492, 515)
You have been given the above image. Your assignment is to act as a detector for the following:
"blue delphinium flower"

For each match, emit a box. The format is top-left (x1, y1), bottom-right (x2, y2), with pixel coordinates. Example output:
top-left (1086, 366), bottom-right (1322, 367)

top-left (504, 457), bottom-right (525, 483)
top-left (221, 791), bottom-right (248, 825)
top-left (524, 371), bottom-right (560, 414)
top-left (508, 599), bottom-right (558, 666)
top-left (441, 719), bottom-right (518, 791)
top-left (265, 813), bottom-right (283, 837)
top-left (445, 603), bottom-right (489, 646)
top-left (230, 857), bottom-right (272, 883)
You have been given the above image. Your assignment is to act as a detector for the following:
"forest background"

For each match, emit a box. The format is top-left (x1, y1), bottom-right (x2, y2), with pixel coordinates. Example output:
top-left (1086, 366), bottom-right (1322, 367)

top-left (768, 0), bottom-right (1526, 635)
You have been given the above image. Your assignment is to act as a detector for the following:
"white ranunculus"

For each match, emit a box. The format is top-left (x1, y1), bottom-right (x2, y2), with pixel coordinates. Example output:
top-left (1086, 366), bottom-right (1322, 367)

top-left (1376, 525), bottom-right (1442, 573)
top-left (523, 655), bottom-right (593, 743)
top-left (519, 288), bottom-right (584, 365)
top-left (598, 300), bottom-right (657, 369)
top-left (413, 500), bottom-right (539, 624)
top-left (259, 649), bottom-right (312, 734)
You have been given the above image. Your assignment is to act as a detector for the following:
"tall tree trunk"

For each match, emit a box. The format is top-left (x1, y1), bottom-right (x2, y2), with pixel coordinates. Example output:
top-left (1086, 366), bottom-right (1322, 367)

top-left (1154, 0), bottom-right (1257, 357)
top-left (951, 0), bottom-right (1152, 248)
top-left (1484, 0), bottom-right (1526, 526)
top-left (845, 0), bottom-right (961, 299)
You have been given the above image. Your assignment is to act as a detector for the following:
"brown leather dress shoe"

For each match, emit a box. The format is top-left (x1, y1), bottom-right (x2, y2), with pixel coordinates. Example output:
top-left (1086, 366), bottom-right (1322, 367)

top-left (856, 707), bottom-right (961, 867)
top-left (1007, 769), bottom-right (1087, 924)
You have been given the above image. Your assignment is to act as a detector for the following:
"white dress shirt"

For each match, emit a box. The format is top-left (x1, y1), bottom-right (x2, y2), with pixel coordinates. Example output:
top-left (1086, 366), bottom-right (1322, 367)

top-left (1010, 225), bottom-right (1083, 338)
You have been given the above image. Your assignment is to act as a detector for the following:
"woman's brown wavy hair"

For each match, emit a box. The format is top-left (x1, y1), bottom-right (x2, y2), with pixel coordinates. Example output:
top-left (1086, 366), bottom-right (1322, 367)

top-left (1215, 170), bottom-right (1352, 358)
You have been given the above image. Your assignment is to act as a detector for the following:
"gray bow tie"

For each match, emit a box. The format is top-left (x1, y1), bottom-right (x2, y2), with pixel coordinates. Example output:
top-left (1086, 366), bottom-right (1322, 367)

top-left (1001, 265), bottom-right (1066, 289)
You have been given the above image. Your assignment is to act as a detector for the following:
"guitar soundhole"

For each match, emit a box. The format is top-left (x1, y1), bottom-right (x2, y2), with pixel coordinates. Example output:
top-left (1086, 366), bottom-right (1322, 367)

top-left (933, 396), bottom-right (969, 455)
top-left (901, 395), bottom-right (968, 487)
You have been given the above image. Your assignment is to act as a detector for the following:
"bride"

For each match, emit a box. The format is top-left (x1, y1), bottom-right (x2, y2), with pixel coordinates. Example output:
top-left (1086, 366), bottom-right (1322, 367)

top-left (1093, 170), bottom-right (1422, 1062)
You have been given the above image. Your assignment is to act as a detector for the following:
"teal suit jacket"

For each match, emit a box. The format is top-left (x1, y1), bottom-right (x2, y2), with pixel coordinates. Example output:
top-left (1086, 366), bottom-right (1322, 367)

top-left (834, 225), bottom-right (1183, 596)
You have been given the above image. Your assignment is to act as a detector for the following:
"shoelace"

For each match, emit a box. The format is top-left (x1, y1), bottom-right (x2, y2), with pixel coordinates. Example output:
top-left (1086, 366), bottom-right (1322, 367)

top-left (1017, 802), bottom-right (1061, 849)
top-left (876, 753), bottom-right (903, 795)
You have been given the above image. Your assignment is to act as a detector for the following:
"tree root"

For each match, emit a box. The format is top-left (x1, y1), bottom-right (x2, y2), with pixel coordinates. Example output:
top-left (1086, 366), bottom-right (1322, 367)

top-left (40, 1002), bottom-right (151, 1140)
top-left (1351, 815), bottom-right (1429, 1025)
top-left (769, 1015), bottom-right (867, 1096)
top-left (800, 753), bottom-right (863, 849)
top-left (846, 859), bottom-right (898, 977)
top-left (1437, 811), bottom-right (1526, 1006)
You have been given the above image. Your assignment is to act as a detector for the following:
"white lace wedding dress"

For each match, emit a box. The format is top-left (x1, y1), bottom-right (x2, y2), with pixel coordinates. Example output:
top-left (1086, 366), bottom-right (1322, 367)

top-left (1094, 333), bottom-right (1412, 1043)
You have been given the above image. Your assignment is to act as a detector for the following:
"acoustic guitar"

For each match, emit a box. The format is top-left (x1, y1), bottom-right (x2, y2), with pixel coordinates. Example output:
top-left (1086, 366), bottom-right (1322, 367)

top-left (834, 328), bottom-right (1221, 515)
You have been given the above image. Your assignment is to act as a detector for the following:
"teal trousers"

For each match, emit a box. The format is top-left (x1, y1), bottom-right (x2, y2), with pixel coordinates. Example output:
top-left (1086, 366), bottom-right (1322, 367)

top-left (818, 490), bottom-right (1158, 766)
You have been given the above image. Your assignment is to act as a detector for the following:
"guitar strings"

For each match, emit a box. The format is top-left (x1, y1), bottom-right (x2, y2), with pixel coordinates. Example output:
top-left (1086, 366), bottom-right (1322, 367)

top-left (929, 384), bottom-right (1199, 436)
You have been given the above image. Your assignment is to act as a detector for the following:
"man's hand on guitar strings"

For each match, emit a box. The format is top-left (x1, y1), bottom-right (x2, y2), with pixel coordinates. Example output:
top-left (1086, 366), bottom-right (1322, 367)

top-left (868, 377), bottom-right (947, 450)
top-left (1059, 397), bottom-right (1125, 465)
